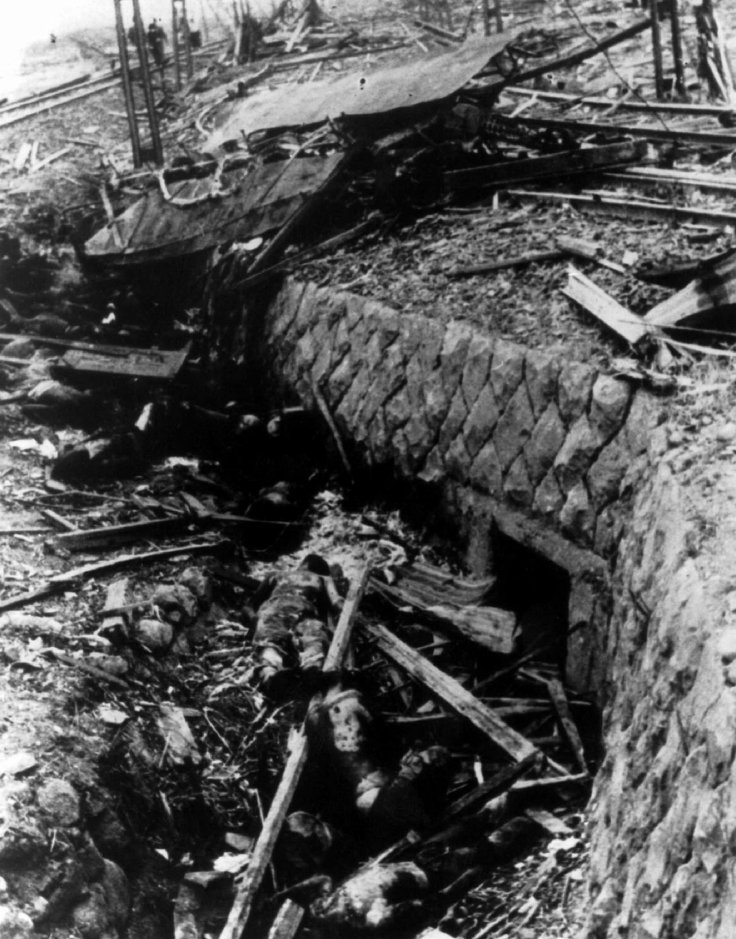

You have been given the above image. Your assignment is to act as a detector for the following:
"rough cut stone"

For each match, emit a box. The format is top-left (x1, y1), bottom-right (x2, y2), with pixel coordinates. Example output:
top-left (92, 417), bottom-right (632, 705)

top-left (292, 282), bottom-right (320, 337)
top-left (524, 401), bottom-right (566, 485)
top-left (135, 619), bottom-right (174, 652)
top-left (444, 435), bottom-right (473, 482)
top-left (559, 481), bottom-right (595, 545)
top-left (489, 338), bottom-right (525, 410)
top-left (557, 361), bottom-right (595, 425)
top-left (587, 433), bottom-right (630, 510)
top-left (462, 383), bottom-right (499, 460)
top-left (439, 322), bottom-right (473, 394)
top-left (492, 382), bottom-right (535, 473)
top-left (717, 628), bottom-right (736, 664)
top-left (383, 385), bottom-right (412, 434)
top-left (326, 352), bottom-right (356, 407)
top-left (423, 369), bottom-right (454, 433)
top-left (589, 375), bottom-right (632, 440)
top-left (532, 467), bottom-right (564, 521)
top-left (37, 779), bottom-right (80, 827)
top-left (417, 446), bottom-right (446, 484)
top-left (438, 388), bottom-right (470, 451)
top-left (469, 439), bottom-right (504, 497)
top-left (0, 906), bottom-right (33, 939)
top-left (403, 412), bottom-right (433, 464)
top-left (461, 336), bottom-right (493, 410)
top-left (178, 569), bottom-right (212, 609)
top-left (554, 413), bottom-right (602, 493)
top-left (624, 391), bottom-right (662, 457)
top-left (525, 349), bottom-right (560, 418)
top-left (295, 331), bottom-right (318, 372)
top-left (503, 454), bottom-right (534, 508)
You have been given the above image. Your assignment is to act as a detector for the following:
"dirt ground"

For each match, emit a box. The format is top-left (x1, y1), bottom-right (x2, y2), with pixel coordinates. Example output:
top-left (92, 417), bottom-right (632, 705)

top-left (2, 2), bottom-right (736, 938)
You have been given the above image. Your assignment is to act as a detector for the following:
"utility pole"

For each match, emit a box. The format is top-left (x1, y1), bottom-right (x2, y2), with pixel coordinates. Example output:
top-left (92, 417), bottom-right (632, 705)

top-left (670, 0), bottom-right (687, 98)
top-left (112, 0), bottom-right (142, 167)
top-left (130, 0), bottom-right (164, 164)
top-left (650, 0), bottom-right (665, 99)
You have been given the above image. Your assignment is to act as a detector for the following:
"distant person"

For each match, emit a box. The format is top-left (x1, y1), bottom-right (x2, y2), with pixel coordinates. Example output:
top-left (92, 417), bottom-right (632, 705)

top-left (50, 34), bottom-right (56, 44)
top-left (189, 19), bottom-right (202, 49)
top-left (147, 19), bottom-right (165, 67)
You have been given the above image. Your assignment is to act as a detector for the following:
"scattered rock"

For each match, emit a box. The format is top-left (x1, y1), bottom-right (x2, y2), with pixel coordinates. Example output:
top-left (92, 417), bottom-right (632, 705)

top-left (178, 568), bottom-right (213, 609)
top-left (0, 751), bottom-right (37, 778)
top-left (87, 654), bottom-right (129, 676)
top-left (715, 422), bottom-right (736, 443)
top-left (717, 628), bottom-right (736, 664)
top-left (37, 778), bottom-right (80, 827)
top-left (135, 618), bottom-right (174, 652)
top-left (0, 905), bottom-right (34, 938)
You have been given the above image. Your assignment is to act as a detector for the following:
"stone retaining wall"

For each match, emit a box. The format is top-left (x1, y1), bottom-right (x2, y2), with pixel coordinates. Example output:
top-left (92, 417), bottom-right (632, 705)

top-left (259, 279), bottom-right (661, 561)
top-left (211, 276), bottom-right (736, 938)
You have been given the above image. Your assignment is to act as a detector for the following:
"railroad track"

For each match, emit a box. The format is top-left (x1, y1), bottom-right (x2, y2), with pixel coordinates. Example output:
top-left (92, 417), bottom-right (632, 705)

top-left (0, 74), bottom-right (122, 130)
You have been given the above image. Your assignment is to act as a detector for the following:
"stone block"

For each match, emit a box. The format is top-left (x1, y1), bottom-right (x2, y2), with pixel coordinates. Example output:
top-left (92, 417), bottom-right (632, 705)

top-left (590, 375), bottom-right (632, 441)
top-left (383, 384), bottom-right (412, 435)
top-left (439, 321), bottom-right (473, 389)
top-left (268, 279), bottom-right (307, 340)
top-left (587, 433), bottom-right (630, 510)
top-left (532, 466), bottom-right (564, 521)
top-left (594, 504), bottom-right (620, 558)
top-left (418, 445), bottom-right (446, 484)
top-left (461, 335), bottom-right (493, 410)
top-left (295, 330), bottom-right (319, 372)
top-left (490, 338), bottom-right (525, 410)
top-left (492, 382), bottom-right (535, 473)
top-left (404, 411), bottom-right (433, 462)
top-left (469, 439), bottom-right (504, 497)
top-left (524, 348), bottom-right (560, 418)
top-left (558, 361), bottom-right (595, 425)
top-left (462, 383), bottom-right (499, 460)
top-left (37, 779), bottom-right (80, 827)
top-left (292, 281), bottom-right (320, 337)
top-left (559, 481), bottom-right (595, 545)
top-left (524, 401), bottom-right (566, 485)
top-left (445, 434), bottom-right (473, 482)
top-left (325, 352), bottom-right (356, 408)
top-left (503, 453), bottom-right (534, 508)
top-left (329, 316), bottom-right (352, 370)
top-left (554, 413), bottom-right (602, 493)
top-left (424, 369), bottom-right (455, 433)
top-left (337, 365), bottom-right (372, 436)
top-left (624, 391), bottom-right (663, 458)
top-left (438, 388), bottom-right (470, 451)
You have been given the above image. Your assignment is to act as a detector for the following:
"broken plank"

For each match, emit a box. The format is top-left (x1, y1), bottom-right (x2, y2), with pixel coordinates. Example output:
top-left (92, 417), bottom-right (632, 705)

top-left (511, 772), bottom-right (589, 793)
top-left (524, 807), bottom-right (574, 836)
top-left (219, 565), bottom-right (369, 939)
top-left (444, 139), bottom-right (646, 192)
top-left (645, 251), bottom-right (736, 328)
top-left (370, 579), bottom-right (517, 654)
top-left (48, 541), bottom-right (228, 586)
top-left (55, 515), bottom-right (195, 552)
top-left (39, 509), bottom-right (78, 532)
top-left (507, 18), bottom-right (652, 85)
top-left (440, 751), bottom-right (540, 823)
top-left (513, 112), bottom-right (736, 148)
top-left (562, 265), bottom-right (651, 346)
top-left (546, 678), bottom-right (588, 774)
top-left (99, 579), bottom-right (130, 639)
top-left (555, 235), bottom-right (627, 275)
top-left (505, 187), bottom-right (736, 228)
top-left (364, 621), bottom-right (539, 763)
top-left (447, 248), bottom-right (565, 278)
top-left (504, 84), bottom-right (736, 117)
top-left (267, 900), bottom-right (305, 939)
top-left (605, 166), bottom-right (736, 197)
top-left (0, 584), bottom-right (59, 614)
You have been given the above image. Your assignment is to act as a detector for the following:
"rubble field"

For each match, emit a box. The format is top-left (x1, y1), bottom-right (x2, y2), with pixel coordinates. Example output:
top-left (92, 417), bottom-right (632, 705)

top-left (2, 1), bottom-right (736, 938)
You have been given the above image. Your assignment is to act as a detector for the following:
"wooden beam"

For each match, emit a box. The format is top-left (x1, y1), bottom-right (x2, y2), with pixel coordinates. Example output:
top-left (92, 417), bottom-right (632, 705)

top-left (444, 139), bottom-right (647, 192)
top-left (513, 113), bottom-right (736, 148)
top-left (507, 18), bottom-right (652, 86)
top-left (55, 516), bottom-right (194, 552)
top-left (562, 265), bottom-right (652, 346)
top-left (440, 751), bottom-right (540, 823)
top-left (506, 187), bottom-right (736, 229)
top-left (219, 566), bottom-right (369, 939)
top-left (503, 85), bottom-right (733, 117)
top-left (447, 248), bottom-right (565, 278)
top-left (645, 251), bottom-right (736, 328)
top-left (364, 621), bottom-right (539, 763)
top-left (48, 541), bottom-right (228, 586)
top-left (546, 678), bottom-right (587, 774)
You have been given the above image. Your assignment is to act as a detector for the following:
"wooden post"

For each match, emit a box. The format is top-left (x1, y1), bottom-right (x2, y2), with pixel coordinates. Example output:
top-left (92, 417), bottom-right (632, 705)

top-left (481, 0), bottom-right (490, 36)
top-left (218, 566), bottom-right (370, 939)
top-left (670, 0), bottom-right (686, 98)
top-left (171, 0), bottom-right (182, 90)
top-left (494, 0), bottom-right (503, 32)
top-left (181, 0), bottom-right (195, 79)
top-left (131, 0), bottom-right (164, 164)
top-left (112, 0), bottom-right (142, 167)
top-left (650, 0), bottom-right (665, 99)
